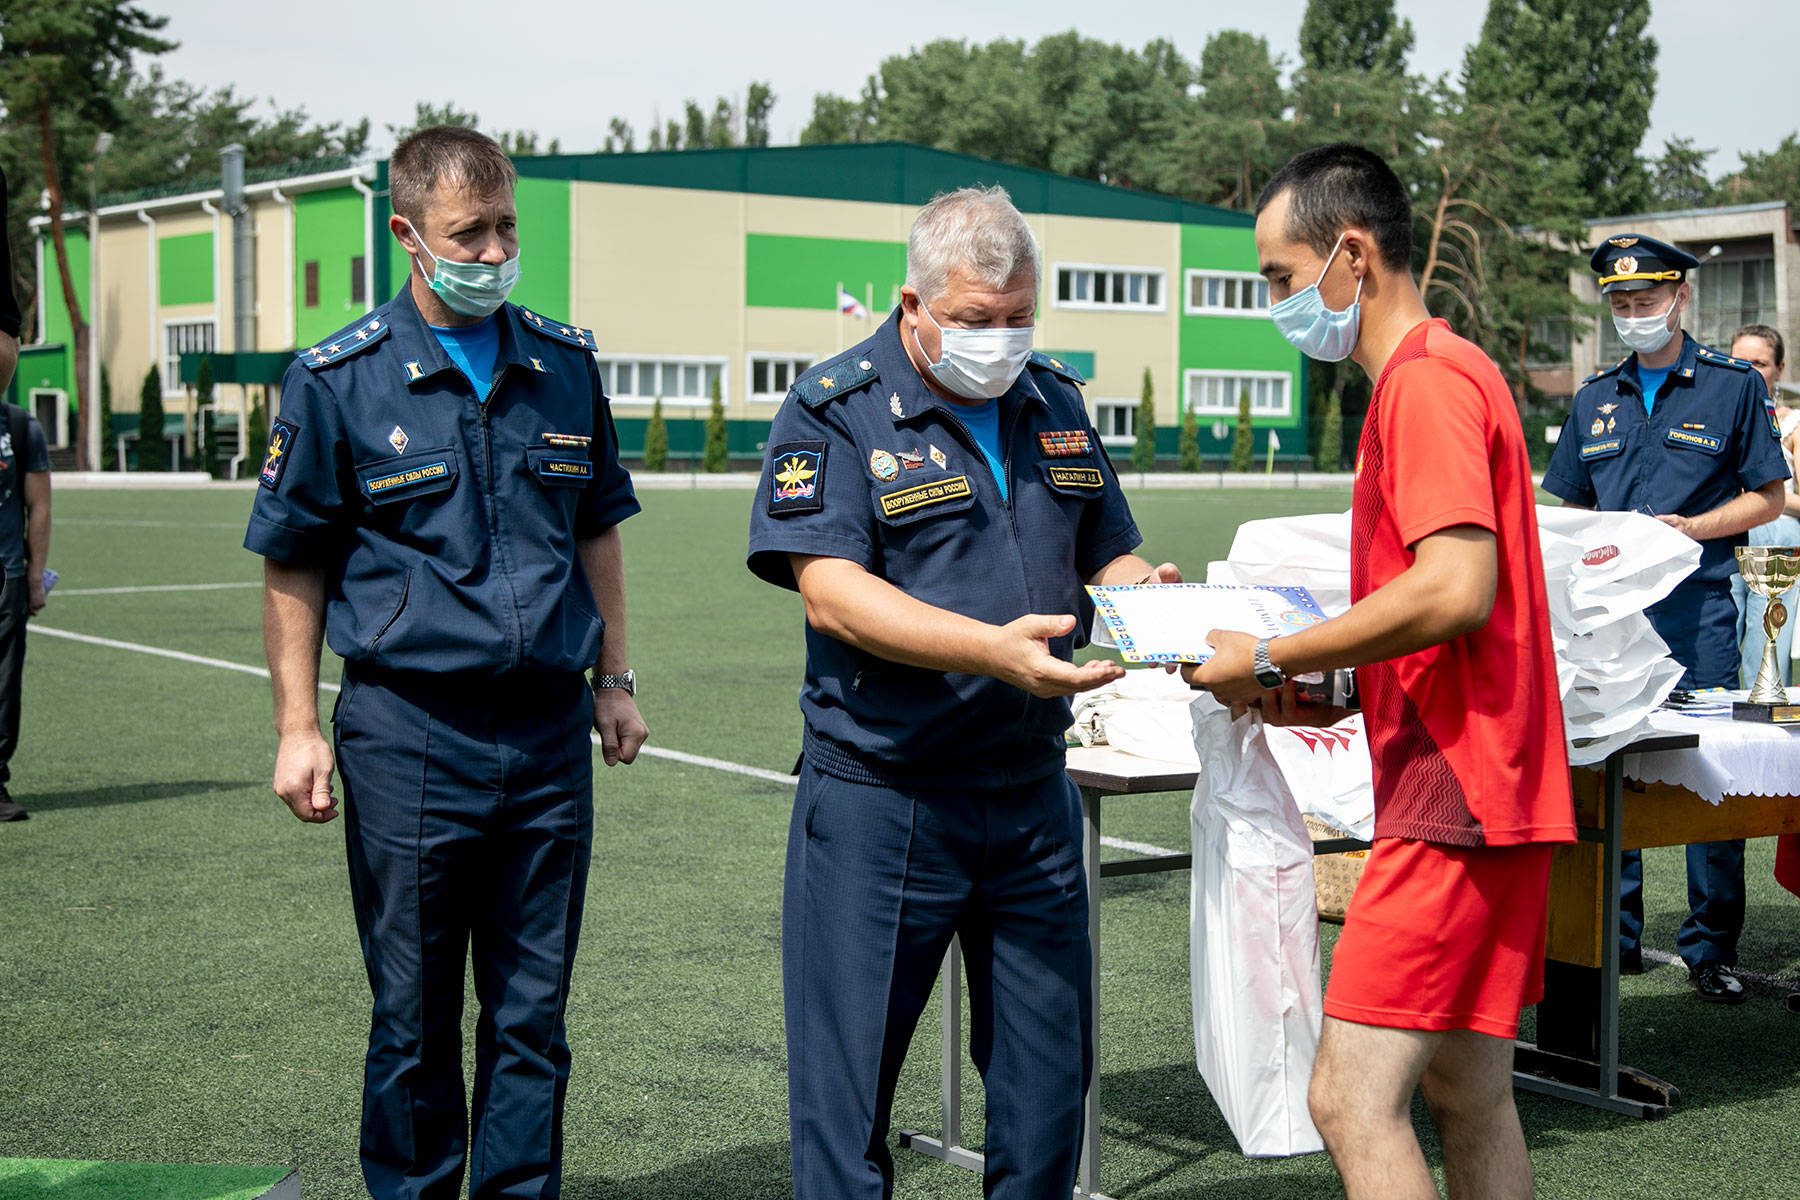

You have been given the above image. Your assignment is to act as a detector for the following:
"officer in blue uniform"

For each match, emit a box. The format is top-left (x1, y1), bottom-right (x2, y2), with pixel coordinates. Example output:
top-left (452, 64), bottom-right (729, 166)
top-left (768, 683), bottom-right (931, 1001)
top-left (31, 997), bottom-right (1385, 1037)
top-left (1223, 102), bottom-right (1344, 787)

top-left (246, 127), bottom-right (645, 1199)
top-left (748, 186), bottom-right (1179, 1200)
top-left (1544, 233), bottom-right (1786, 1004)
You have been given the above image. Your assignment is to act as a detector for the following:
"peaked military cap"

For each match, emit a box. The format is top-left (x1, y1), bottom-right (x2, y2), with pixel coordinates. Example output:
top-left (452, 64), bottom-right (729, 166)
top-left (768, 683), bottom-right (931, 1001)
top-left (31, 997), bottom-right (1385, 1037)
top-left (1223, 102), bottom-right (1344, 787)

top-left (1590, 233), bottom-right (1700, 294)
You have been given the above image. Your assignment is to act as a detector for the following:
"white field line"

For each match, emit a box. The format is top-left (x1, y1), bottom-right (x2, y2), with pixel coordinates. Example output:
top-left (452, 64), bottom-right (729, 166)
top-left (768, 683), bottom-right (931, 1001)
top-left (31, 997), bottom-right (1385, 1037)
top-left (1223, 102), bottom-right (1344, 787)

top-left (55, 582), bottom-right (262, 596)
top-left (1642, 947), bottom-right (1798, 992)
top-left (1101, 834), bottom-right (1183, 857)
top-left (58, 519), bottom-right (245, 528)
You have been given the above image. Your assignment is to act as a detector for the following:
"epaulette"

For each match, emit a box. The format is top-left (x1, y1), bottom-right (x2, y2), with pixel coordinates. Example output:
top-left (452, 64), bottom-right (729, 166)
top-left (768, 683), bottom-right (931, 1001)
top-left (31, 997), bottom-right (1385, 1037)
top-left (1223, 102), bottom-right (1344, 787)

top-left (298, 314), bottom-right (390, 371)
top-left (794, 353), bottom-right (879, 409)
top-left (1695, 346), bottom-right (1754, 372)
top-left (515, 305), bottom-right (596, 352)
top-left (1029, 350), bottom-right (1086, 385)
top-left (1583, 357), bottom-right (1628, 385)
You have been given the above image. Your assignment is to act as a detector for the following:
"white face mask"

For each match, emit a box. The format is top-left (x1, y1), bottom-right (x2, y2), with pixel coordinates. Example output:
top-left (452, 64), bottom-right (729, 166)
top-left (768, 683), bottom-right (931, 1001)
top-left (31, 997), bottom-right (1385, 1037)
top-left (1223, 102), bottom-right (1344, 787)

top-left (913, 301), bottom-right (1034, 400)
top-left (1612, 294), bottom-right (1679, 356)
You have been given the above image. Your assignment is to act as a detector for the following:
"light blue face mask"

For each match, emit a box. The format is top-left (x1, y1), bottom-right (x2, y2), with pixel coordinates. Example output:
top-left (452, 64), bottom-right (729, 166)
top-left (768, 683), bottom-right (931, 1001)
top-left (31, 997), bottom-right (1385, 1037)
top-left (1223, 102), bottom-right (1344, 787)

top-left (405, 219), bottom-right (521, 319)
top-left (1270, 231), bottom-right (1363, 363)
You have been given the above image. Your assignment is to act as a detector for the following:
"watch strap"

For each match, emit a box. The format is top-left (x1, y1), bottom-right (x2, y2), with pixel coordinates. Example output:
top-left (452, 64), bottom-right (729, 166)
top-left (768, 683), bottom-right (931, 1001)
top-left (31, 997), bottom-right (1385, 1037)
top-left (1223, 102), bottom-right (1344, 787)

top-left (592, 670), bottom-right (635, 695)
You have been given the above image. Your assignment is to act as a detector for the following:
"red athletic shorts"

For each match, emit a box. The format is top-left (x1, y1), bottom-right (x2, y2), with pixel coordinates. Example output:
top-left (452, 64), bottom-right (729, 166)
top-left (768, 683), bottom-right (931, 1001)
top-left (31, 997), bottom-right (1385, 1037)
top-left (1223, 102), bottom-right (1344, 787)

top-left (1324, 837), bottom-right (1554, 1040)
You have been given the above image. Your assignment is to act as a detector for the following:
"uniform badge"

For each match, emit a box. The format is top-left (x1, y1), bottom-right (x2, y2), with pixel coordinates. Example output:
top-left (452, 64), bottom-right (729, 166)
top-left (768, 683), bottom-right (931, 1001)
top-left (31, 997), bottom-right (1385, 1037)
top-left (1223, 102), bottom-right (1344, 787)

top-left (543, 433), bottom-right (592, 449)
top-left (1590, 418), bottom-right (1605, 436)
top-left (1037, 430), bottom-right (1091, 457)
top-left (929, 444), bottom-right (947, 469)
top-left (388, 426), bottom-right (409, 454)
top-left (767, 441), bottom-right (826, 516)
top-left (404, 361), bottom-right (425, 382)
top-left (869, 449), bottom-right (899, 482)
top-left (1598, 403), bottom-right (1619, 415)
top-left (260, 419), bottom-right (299, 491)
top-left (1608, 236), bottom-right (1639, 248)
top-left (898, 449), bottom-right (925, 470)
top-left (890, 393), bottom-right (904, 418)
top-left (1615, 255), bottom-right (1638, 276)
top-left (1606, 417), bottom-right (1616, 432)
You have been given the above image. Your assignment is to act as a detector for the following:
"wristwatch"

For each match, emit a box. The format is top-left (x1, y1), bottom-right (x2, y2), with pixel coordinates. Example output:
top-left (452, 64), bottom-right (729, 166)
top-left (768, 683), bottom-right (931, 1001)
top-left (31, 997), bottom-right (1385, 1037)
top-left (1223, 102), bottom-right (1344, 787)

top-left (591, 669), bottom-right (636, 696)
top-left (1252, 639), bottom-right (1286, 690)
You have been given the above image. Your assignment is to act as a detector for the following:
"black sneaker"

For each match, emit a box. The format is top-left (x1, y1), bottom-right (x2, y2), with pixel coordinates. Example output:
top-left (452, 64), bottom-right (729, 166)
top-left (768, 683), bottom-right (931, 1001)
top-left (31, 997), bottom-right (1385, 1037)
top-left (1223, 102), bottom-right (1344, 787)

top-left (0, 785), bottom-right (25, 822)
top-left (1689, 961), bottom-right (1747, 1006)
top-left (1619, 948), bottom-right (1644, 975)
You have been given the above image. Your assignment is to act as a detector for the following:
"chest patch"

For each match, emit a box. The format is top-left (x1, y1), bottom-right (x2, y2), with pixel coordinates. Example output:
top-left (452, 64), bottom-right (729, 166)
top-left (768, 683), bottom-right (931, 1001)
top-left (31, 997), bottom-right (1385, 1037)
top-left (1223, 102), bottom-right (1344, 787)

top-left (879, 475), bottom-right (971, 518)
top-left (1038, 429), bottom-right (1091, 457)
top-left (535, 457), bottom-right (593, 481)
top-left (1046, 465), bottom-right (1104, 489)
top-left (1579, 438), bottom-right (1624, 461)
top-left (767, 441), bottom-right (825, 516)
top-left (259, 419), bottom-right (299, 490)
top-left (366, 460), bottom-right (451, 496)
top-left (1665, 428), bottom-right (1723, 454)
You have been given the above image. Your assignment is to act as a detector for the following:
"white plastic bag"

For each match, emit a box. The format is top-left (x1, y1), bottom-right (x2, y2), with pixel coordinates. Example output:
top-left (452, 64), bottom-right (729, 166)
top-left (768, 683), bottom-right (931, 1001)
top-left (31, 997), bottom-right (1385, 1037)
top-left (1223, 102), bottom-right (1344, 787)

top-left (1189, 696), bottom-right (1325, 1158)
top-left (1213, 511), bottom-right (1355, 617)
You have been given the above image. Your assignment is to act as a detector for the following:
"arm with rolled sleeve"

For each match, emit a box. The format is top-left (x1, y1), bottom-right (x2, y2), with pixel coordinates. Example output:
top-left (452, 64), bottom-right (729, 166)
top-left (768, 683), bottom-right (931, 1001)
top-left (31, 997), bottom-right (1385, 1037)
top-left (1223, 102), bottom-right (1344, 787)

top-left (1662, 373), bottom-right (1788, 539)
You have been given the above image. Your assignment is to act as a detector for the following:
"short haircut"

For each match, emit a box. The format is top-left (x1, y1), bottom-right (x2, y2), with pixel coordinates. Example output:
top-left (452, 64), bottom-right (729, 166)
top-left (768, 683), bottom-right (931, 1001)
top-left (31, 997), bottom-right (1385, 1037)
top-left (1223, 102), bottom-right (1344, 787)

top-left (1732, 322), bottom-right (1785, 367)
top-left (389, 126), bottom-right (517, 225)
top-left (905, 186), bottom-right (1041, 303)
top-left (1256, 143), bottom-right (1413, 272)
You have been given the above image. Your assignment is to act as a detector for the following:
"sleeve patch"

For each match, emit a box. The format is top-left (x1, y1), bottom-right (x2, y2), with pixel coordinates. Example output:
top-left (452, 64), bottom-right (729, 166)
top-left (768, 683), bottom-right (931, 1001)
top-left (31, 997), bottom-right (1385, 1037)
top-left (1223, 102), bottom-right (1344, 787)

top-left (259, 419), bottom-right (299, 491)
top-left (767, 441), bottom-right (826, 516)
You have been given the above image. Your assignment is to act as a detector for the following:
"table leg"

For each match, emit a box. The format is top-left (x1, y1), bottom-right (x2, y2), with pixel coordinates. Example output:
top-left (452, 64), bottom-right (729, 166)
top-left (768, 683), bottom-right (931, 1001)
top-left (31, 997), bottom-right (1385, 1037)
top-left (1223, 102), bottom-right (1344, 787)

top-left (897, 937), bottom-right (986, 1172)
top-left (1077, 784), bottom-right (1112, 1199)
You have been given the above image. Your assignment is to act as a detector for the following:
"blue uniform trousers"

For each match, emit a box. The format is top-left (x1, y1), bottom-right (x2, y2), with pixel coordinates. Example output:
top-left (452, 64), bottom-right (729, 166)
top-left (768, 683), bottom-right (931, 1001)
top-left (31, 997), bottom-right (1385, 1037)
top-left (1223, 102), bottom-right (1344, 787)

top-left (334, 668), bottom-right (594, 1200)
top-left (1621, 581), bottom-right (1745, 967)
top-left (783, 760), bottom-right (1093, 1200)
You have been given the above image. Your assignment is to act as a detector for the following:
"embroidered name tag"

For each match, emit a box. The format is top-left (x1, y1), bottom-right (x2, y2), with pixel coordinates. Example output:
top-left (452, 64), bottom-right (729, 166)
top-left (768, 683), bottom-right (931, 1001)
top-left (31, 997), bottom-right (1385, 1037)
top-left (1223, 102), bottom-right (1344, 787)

top-left (1046, 465), bottom-right (1104, 489)
top-left (1579, 439), bottom-right (1623, 459)
top-left (1038, 430), bottom-right (1091, 457)
top-left (880, 475), bottom-right (971, 517)
top-left (366, 460), bottom-right (450, 495)
top-left (535, 457), bottom-right (593, 480)
top-left (1665, 429), bottom-right (1722, 453)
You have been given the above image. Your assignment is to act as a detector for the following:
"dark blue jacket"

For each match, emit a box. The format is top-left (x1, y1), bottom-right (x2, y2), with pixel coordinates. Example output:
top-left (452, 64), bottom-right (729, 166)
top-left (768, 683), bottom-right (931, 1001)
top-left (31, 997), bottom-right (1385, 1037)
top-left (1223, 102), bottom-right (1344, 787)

top-left (748, 311), bottom-right (1141, 787)
top-left (245, 286), bottom-right (639, 678)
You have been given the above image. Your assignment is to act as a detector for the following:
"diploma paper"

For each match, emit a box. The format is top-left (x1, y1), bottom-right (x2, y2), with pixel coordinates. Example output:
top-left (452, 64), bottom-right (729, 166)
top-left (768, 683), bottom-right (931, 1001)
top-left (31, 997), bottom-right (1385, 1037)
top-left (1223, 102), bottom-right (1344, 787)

top-left (1086, 583), bottom-right (1328, 663)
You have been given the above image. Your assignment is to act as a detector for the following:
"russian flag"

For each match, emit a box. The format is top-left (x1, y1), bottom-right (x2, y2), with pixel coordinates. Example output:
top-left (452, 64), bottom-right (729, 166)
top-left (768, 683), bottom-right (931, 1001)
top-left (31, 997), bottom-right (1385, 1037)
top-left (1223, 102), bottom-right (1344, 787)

top-left (838, 287), bottom-right (869, 320)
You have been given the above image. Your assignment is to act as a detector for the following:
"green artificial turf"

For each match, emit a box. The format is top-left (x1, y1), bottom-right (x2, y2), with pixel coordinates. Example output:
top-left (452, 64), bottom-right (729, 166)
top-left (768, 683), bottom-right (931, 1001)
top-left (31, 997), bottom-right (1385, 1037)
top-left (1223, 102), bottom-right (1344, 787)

top-left (0, 484), bottom-right (1796, 1200)
top-left (0, 1158), bottom-right (291, 1200)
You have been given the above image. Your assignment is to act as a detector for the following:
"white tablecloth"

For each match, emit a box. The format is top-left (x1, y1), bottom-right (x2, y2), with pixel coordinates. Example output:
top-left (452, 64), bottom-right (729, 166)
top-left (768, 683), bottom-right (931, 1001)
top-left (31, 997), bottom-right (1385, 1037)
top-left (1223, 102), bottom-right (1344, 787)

top-left (1624, 690), bottom-right (1800, 805)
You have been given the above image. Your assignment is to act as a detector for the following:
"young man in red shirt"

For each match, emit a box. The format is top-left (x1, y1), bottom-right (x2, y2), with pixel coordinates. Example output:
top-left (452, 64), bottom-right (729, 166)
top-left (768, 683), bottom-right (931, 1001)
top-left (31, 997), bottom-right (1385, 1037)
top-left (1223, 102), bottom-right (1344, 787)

top-left (1188, 144), bottom-right (1574, 1199)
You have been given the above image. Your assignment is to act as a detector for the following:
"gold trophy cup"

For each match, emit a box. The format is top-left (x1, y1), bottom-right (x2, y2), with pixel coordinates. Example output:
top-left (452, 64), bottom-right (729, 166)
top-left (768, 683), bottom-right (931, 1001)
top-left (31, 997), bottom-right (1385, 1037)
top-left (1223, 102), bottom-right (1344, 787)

top-left (1735, 546), bottom-right (1800, 723)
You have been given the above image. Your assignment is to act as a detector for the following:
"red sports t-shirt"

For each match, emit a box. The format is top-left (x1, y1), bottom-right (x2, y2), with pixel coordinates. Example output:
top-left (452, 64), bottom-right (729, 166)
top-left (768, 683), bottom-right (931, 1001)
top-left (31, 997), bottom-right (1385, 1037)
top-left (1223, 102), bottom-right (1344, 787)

top-left (1350, 319), bottom-right (1574, 847)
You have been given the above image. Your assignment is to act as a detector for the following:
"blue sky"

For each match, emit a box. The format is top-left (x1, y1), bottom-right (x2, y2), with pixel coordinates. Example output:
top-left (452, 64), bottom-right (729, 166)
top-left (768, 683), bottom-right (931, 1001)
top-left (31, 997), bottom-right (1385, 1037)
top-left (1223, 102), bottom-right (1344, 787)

top-left (148, 0), bottom-right (1790, 176)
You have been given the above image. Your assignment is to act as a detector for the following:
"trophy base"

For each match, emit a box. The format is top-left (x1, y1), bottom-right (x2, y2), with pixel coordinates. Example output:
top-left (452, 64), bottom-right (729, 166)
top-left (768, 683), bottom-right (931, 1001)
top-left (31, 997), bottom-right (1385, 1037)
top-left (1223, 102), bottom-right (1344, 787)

top-left (1733, 700), bottom-right (1800, 724)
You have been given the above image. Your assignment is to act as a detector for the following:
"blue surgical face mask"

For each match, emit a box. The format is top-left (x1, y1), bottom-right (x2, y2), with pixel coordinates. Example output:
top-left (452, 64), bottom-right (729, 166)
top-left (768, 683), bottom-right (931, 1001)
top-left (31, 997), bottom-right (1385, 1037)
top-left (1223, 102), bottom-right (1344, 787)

top-left (1269, 231), bottom-right (1363, 362)
top-left (405, 219), bottom-right (521, 319)
top-left (914, 302), bottom-right (1035, 400)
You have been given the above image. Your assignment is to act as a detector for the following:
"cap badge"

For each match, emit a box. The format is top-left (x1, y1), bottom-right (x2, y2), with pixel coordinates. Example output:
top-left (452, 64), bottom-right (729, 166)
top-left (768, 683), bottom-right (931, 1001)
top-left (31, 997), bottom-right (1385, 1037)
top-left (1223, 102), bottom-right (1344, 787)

top-left (1608, 237), bottom-right (1640, 248)
top-left (1615, 255), bottom-right (1638, 275)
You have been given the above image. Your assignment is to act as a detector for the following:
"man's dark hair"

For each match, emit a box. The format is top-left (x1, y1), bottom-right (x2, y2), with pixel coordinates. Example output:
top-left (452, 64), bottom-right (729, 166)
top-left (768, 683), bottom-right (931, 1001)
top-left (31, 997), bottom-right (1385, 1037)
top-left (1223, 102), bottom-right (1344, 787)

top-left (1256, 143), bottom-right (1413, 272)
top-left (389, 126), bottom-right (517, 224)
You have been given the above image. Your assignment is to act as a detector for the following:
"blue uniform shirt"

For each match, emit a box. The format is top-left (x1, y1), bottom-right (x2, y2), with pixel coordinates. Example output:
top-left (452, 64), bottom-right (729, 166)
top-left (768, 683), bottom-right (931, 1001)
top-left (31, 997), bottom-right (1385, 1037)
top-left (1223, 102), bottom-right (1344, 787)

top-left (245, 286), bottom-right (640, 677)
top-left (747, 312), bottom-right (1141, 788)
top-left (1543, 333), bottom-right (1787, 583)
top-left (429, 313), bottom-right (501, 397)
top-left (958, 397), bottom-right (1009, 500)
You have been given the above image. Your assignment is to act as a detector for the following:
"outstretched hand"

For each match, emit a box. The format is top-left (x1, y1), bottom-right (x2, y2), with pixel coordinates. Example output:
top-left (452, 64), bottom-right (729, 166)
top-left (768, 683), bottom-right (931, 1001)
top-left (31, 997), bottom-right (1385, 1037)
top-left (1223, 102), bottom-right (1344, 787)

top-left (989, 613), bottom-right (1125, 698)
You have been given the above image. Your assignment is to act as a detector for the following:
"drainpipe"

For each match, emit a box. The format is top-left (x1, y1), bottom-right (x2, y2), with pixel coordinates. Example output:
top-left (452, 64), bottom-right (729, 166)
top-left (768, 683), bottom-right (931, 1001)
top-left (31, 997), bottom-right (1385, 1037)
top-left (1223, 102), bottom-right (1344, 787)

top-left (198, 197), bottom-right (223, 463)
top-left (270, 187), bottom-right (295, 347)
top-left (350, 171), bottom-right (375, 315)
top-left (136, 210), bottom-right (156, 472)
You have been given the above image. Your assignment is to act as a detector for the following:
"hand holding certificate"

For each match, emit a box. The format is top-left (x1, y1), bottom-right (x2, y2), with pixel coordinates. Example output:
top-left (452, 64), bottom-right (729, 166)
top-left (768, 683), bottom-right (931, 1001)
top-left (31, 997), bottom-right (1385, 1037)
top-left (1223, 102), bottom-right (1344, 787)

top-left (1086, 583), bottom-right (1328, 664)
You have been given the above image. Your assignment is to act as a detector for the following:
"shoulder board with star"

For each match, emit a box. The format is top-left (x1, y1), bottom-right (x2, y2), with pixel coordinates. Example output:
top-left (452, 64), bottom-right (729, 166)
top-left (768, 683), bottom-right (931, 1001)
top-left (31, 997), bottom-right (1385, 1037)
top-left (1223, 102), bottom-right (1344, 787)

top-left (514, 304), bottom-right (596, 352)
top-left (794, 353), bottom-right (879, 409)
top-left (1028, 350), bottom-right (1085, 386)
top-left (1582, 357), bottom-right (1628, 385)
top-left (297, 314), bottom-right (390, 371)
top-left (1694, 346), bottom-right (1754, 372)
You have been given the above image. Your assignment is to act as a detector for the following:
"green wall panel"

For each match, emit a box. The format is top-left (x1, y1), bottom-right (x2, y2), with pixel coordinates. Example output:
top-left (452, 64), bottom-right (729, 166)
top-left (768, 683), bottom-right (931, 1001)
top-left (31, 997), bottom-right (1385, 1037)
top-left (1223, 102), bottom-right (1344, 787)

top-left (1178, 223), bottom-right (1306, 449)
top-left (41, 231), bottom-right (89, 351)
top-left (294, 189), bottom-right (366, 347)
top-left (158, 232), bottom-right (214, 306)
top-left (1038, 349), bottom-right (1096, 379)
top-left (510, 176), bottom-right (570, 318)
top-left (745, 233), bottom-right (905, 311)
top-left (612, 416), bottom-right (772, 460)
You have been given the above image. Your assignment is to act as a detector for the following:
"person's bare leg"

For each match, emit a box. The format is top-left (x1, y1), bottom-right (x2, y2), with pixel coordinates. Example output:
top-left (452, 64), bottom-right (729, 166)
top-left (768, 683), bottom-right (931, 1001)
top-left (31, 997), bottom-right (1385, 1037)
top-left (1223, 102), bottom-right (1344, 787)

top-left (1309, 1017), bottom-right (1442, 1200)
top-left (1419, 1029), bottom-right (1533, 1200)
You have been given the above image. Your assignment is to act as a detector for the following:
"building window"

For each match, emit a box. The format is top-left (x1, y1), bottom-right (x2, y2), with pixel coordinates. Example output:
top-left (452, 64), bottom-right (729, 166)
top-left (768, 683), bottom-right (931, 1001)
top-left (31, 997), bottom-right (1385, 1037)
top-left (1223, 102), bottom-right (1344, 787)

top-left (1694, 255), bottom-right (1777, 349)
top-left (1053, 264), bottom-right (1165, 311)
top-left (595, 356), bottom-right (726, 406)
top-left (1184, 369), bottom-right (1292, 419)
top-left (1091, 399), bottom-right (1137, 445)
top-left (350, 256), bottom-right (366, 306)
top-left (748, 354), bottom-right (814, 403)
top-left (1186, 270), bottom-right (1270, 316)
top-left (304, 261), bottom-right (320, 308)
top-left (163, 320), bottom-right (217, 395)
top-left (1526, 316), bottom-right (1573, 369)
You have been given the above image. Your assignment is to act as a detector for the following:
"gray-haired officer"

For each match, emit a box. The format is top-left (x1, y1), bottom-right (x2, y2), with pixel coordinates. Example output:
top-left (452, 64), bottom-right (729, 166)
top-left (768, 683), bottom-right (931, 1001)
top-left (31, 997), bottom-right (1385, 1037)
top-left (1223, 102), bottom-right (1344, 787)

top-left (1544, 233), bottom-right (1786, 1004)
top-left (748, 186), bottom-right (1179, 1199)
top-left (246, 126), bottom-right (645, 1199)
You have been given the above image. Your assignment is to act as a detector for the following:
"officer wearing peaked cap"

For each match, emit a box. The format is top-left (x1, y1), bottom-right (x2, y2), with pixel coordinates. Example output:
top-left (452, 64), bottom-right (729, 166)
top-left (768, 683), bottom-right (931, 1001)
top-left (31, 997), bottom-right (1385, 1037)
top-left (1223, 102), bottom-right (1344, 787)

top-left (1544, 231), bottom-right (1787, 1005)
top-left (245, 127), bottom-right (644, 1199)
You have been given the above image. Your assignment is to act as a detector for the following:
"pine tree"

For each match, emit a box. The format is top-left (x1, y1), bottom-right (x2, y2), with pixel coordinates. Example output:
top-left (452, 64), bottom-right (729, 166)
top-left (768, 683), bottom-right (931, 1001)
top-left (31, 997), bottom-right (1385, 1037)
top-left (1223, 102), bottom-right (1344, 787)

top-left (196, 355), bottom-right (219, 478)
top-left (1299, 0), bottom-right (1414, 74)
top-left (245, 387), bottom-right (268, 479)
top-left (702, 376), bottom-right (729, 473)
top-left (643, 398), bottom-right (669, 473)
top-left (1229, 388), bottom-right (1254, 473)
top-left (1131, 367), bottom-right (1157, 473)
top-left (1318, 387), bottom-right (1344, 472)
top-left (136, 365), bottom-right (168, 471)
top-left (1178, 403), bottom-right (1200, 473)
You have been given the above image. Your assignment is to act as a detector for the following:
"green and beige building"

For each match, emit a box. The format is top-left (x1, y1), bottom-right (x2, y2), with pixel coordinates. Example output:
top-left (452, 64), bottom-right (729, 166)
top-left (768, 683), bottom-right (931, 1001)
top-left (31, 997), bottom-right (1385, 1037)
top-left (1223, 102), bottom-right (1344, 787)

top-left (17, 143), bottom-right (1305, 470)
